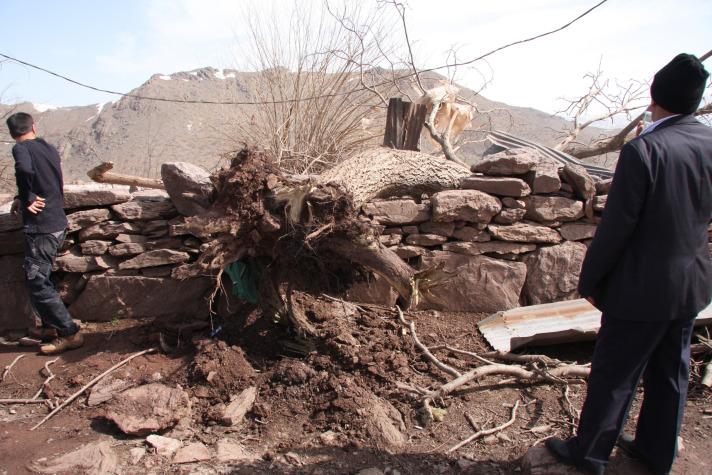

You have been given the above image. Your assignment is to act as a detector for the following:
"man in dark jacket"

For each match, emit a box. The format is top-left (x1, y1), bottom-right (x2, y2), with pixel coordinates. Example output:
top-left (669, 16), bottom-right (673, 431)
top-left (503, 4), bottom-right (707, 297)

top-left (545, 54), bottom-right (712, 474)
top-left (7, 112), bottom-right (83, 354)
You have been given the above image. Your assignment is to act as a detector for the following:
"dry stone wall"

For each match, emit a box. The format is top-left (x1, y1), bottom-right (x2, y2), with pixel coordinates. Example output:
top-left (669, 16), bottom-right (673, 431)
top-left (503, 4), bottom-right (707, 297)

top-left (356, 148), bottom-right (712, 313)
top-left (0, 174), bottom-right (214, 331)
top-left (1, 151), bottom-right (711, 331)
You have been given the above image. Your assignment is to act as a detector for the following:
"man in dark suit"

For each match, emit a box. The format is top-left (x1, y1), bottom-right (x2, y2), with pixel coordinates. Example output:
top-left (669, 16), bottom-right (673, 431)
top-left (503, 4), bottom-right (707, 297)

top-left (545, 54), bottom-right (712, 474)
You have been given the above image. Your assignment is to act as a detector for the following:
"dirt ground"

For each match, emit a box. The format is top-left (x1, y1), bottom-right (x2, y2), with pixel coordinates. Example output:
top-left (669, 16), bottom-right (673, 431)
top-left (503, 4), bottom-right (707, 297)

top-left (1, 300), bottom-right (711, 475)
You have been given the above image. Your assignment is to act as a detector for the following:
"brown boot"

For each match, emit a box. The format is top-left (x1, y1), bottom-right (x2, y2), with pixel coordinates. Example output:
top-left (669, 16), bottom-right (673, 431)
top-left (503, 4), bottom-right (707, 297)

top-left (27, 327), bottom-right (58, 342)
top-left (40, 332), bottom-right (84, 355)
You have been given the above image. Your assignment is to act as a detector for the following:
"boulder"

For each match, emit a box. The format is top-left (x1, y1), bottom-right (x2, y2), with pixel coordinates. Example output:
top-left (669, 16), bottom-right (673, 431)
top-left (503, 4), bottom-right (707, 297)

top-left (173, 442), bottom-right (211, 464)
top-left (104, 383), bottom-right (191, 436)
top-left (471, 148), bottom-right (540, 176)
top-left (562, 163), bottom-right (596, 201)
top-left (80, 240), bottom-right (111, 255)
top-left (418, 221), bottom-right (456, 237)
top-left (118, 249), bottom-right (190, 270)
top-left (0, 229), bottom-right (24, 255)
top-left (78, 221), bottom-right (142, 241)
top-left (405, 234), bottom-right (448, 247)
top-left (452, 226), bottom-right (491, 242)
top-left (523, 241), bottom-right (587, 304)
top-left (417, 252), bottom-right (527, 312)
top-left (488, 223), bottom-right (562, 244)
top-left (111, 199), bottom-right (178, 221)
top-left (66, 208), bottom-right (112, 232)
top-left (431, 190), bottom-right (501, 223)
top-left (221, 386), bottom-right (257, 426)
top-left (362, 199), bottom-right (430, 225)
top-left (161, 162), bottom-right (215, 217)
top-left (69, 275), bottom-right (212, 321)
top-left (524, 196), bottom-right (584, 223)
top-left (443, 241), bottom-right (536, 256)
top-left (558, 222), bottom-right (597, 241)
top-left (461, 176), bottom-right (531, 197)
top-left (63, 184), bottom-right (132, 209)
top-left (494, 208), bottom-right (526, 224)
top-left (146, 434), bottom-right (183, 457)
top-left (526, 159), bottom-right (561, 194)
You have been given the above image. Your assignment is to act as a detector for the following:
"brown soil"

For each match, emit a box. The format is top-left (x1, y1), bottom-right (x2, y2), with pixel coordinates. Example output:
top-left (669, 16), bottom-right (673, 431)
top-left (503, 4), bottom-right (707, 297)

top-left (1, 300), bottom-right (711, 474)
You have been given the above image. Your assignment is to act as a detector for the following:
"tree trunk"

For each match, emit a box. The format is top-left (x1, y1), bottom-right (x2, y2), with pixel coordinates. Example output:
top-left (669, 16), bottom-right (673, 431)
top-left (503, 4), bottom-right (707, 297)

top-left (318, 147), bottom-right (470, 207)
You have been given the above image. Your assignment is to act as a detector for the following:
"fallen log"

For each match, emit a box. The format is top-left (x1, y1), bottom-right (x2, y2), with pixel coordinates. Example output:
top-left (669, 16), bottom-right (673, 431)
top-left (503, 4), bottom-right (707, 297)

top-left (87, 162), bottom-right (165, 190)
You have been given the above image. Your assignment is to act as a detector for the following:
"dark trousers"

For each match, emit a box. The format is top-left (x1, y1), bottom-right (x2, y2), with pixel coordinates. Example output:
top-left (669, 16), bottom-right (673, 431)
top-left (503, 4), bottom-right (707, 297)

top-left (23, 231), bottom-right (78, 337)
top-left (568, 313), bottom-right (695, 474)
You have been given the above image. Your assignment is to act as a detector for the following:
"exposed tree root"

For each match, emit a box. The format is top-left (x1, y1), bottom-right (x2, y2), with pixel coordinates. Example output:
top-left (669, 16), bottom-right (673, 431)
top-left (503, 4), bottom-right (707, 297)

top-left (447, 400), bottom-right (520, 453)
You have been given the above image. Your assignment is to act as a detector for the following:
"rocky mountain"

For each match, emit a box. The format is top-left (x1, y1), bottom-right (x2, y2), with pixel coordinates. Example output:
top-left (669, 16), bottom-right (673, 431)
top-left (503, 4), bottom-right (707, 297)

top-left (0, 67), bottom-right (604, 193)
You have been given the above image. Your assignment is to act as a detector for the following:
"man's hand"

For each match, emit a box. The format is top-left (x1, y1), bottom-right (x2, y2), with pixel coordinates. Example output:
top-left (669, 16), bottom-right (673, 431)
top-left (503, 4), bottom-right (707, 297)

top-left (27, 197), bottom-right (45, 215)
top-left (635, 120), bottom-right (644, 137)
top-left (10, 198), bottom-right (21, 216)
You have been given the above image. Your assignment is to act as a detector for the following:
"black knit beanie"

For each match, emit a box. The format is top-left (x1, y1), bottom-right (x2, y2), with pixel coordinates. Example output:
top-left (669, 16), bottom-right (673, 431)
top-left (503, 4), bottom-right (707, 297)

top-left (651, 53), bottom-right (709, 114)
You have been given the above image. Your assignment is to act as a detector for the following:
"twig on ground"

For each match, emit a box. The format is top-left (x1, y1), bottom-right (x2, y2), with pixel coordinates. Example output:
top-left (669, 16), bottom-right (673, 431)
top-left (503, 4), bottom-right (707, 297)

top-left (395, 306), bottom-right (461, 378)
top-left (562, 385), bottom-right (580, 432)
top-left (30, 348), bottom-right (156, 431)
top-left (32, 358), bottom-right (58, 400)
top-left (0, 398), bottom-right (53, 405)
top-left (1, 354), bottom-right (25, 382)
top-left (447, 400), bottom-right (520, 453)
top-left (430, 344), bottom-right (496, 366)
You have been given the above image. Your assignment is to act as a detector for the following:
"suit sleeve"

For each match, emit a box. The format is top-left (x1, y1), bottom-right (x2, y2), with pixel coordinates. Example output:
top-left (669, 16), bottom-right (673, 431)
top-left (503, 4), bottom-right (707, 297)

top-left (13, 145), bottom-right (38, 204)
top-left (578, 142), bottom-right (650, 298)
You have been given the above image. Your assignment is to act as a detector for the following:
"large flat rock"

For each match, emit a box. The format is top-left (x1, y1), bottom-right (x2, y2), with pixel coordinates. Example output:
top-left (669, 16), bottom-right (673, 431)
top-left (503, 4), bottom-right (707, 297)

top-left (69, 275), bottom-right (212, 321)
top-left (104, 383), bottom-right (191, 436)
top-left (66, 208), bottom-right (112, 232)
top-left (111, 199), bottom-right (178, 221)
top-left (118, 249), bottom-right (190, 270)
top-left (63, 184), bottom-right (132, 209)
top-left (461, 176), bottom-right (531, 197)
top-left (417, 251), bottom-right (526, 312)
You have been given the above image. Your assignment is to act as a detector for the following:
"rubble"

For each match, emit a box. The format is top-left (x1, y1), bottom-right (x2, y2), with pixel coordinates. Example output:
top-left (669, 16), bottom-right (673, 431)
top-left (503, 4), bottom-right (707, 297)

top-left (220, 386), bottom-right (257, 426)
top-left (104, 383), bottom-right (192, 435)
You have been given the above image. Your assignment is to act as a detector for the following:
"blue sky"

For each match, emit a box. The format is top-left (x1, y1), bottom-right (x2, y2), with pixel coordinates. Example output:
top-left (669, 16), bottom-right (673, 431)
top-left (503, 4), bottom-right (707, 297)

top-left (1, 0), bottom-right (710, 116)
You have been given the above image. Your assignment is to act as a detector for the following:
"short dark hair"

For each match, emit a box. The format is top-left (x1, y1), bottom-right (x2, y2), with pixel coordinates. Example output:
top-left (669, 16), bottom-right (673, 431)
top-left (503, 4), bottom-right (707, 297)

top-left (6, 112), bottom-right (34, 139)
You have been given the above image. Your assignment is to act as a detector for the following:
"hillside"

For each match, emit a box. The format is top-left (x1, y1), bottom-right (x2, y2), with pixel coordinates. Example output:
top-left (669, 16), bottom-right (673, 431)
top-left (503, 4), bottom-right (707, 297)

top-left (0, 67), bottom-right (605, 191)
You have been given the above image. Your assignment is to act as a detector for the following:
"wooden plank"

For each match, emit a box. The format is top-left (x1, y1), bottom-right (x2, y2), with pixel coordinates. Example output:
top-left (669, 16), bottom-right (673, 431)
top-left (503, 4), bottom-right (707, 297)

top-left (478, 299), bottom-right (712, 352)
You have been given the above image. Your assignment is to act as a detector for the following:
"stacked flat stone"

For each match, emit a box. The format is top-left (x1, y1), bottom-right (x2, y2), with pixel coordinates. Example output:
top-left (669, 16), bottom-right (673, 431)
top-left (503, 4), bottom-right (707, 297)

top-left (357, 148), bottom-right (631, 313)
top-left (0, 163), bottom-right (216, 331)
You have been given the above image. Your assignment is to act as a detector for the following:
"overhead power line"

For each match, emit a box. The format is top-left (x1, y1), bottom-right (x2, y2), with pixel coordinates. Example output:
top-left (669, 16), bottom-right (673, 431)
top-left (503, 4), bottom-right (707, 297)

top-left (0, 0), bottom-right (608, 106)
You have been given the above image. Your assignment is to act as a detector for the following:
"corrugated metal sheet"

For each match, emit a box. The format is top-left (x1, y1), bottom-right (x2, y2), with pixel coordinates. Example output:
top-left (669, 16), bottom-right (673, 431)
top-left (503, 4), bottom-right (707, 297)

top-left (486, 130), bottom-right (615, 180)
top-left (478, 299), bottom-right (712, 352)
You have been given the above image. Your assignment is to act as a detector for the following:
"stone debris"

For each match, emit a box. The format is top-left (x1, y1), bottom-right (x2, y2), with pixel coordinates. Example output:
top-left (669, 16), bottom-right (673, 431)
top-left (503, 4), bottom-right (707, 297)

top-left (111, 199), bottom-right (178, 221)
top-left (523, 241), bottom-right (587, 304)
top-left (173, 442), bottom-right (211, 464)
top-left (117, 249), bottom-right (190, 270)
top-left (80, 240), bottom-right (112, 255)
top-left (488, 223), bottom-right (562, 244)
top-left (66, 208), bottom-right (112, 232)
top-left (146, 434), bottom-right (183, 457)
top-left (362, 199), bottom-right (430, 225)
top-left (221, 386), bottom-right (257, 426)
top-left (28, 441), bottom-right (119, 475)
top-left (431, 189), bottom-right (502, 223)
top-left (461, 176), bottom-right (531, 197)
top-left (216, 439), bottom-right (257, 462)
top-left (104, 383), bottom-right (192, 435)
top-left (524, 196), bottom-right (584, 223)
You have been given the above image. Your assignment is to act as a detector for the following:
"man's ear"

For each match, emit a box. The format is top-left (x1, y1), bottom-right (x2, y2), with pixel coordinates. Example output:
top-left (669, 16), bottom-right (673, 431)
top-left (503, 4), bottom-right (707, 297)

top-left (32, 124), bottom-right (36, 134)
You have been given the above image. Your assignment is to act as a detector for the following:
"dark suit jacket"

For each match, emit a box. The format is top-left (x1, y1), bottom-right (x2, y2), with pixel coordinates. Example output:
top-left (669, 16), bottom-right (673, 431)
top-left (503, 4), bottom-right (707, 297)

top-left (578, 114), bottom-right (712, 321)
